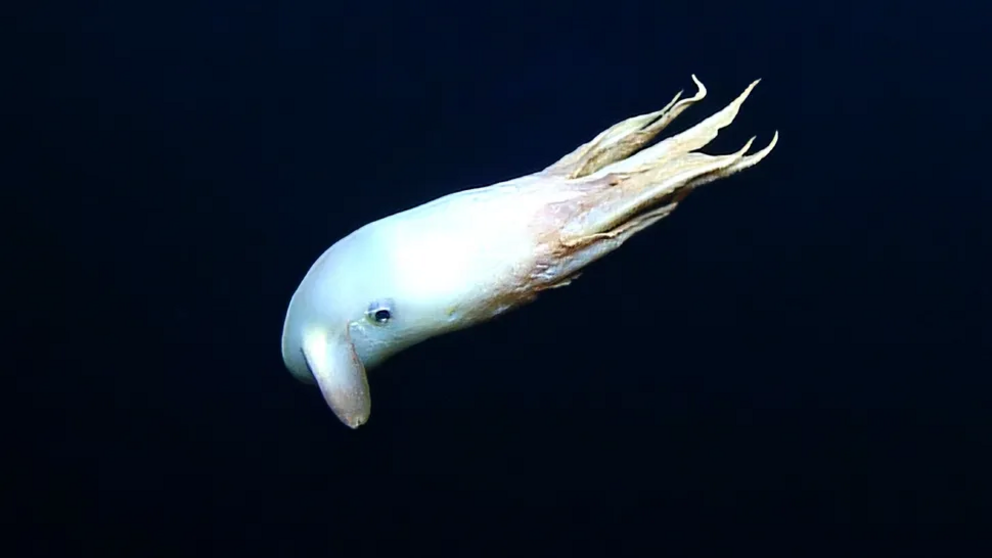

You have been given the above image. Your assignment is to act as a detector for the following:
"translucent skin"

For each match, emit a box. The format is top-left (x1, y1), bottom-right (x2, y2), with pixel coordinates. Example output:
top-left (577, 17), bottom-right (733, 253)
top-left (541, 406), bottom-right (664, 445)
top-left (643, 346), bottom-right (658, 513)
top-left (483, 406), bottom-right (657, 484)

top-left (281, 75), bottom-right (778, 428)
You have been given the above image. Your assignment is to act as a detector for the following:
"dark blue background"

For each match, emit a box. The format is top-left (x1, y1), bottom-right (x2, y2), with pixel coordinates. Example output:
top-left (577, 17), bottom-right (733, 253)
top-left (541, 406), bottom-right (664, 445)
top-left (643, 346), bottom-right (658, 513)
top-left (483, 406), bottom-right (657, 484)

top-left (10, 0), bottom-right (991, 555)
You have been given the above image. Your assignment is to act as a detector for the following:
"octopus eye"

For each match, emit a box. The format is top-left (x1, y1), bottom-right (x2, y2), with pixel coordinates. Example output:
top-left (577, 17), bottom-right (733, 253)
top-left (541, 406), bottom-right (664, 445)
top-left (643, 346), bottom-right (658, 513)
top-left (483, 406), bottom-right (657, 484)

top-left (366, 301), bottom-right (394, 324)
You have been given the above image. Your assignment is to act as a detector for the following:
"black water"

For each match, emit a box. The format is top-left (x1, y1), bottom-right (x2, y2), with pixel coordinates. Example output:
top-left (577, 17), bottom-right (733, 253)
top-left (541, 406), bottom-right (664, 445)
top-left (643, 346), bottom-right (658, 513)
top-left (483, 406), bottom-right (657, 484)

top-left (10, 0), bottom-right (991, 555)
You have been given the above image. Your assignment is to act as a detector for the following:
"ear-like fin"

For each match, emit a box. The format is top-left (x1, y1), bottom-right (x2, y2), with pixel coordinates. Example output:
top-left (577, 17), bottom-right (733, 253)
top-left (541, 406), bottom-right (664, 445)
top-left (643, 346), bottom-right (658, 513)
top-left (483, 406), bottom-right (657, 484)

top-left (301, 328), bottom-right (371, 429)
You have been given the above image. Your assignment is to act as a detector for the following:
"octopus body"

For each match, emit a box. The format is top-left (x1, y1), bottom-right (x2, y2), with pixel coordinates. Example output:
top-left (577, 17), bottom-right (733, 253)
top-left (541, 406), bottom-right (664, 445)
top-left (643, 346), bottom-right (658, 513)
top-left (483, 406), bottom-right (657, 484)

top-left (281, 75), bottom-right (778, 428)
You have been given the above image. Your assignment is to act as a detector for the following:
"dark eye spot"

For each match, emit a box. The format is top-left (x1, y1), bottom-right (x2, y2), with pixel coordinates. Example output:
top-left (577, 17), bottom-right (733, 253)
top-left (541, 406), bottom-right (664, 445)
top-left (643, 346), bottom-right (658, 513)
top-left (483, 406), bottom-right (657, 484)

top-left (373, 309), bottom-right (391, 323)
top-left (367, 300), bottom-right (394, 325)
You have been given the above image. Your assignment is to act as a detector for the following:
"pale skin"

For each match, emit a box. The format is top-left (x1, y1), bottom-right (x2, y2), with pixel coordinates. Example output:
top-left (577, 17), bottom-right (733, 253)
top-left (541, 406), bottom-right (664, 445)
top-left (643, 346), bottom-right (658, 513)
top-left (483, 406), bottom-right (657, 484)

top-left (281, 75), bottom-right (778, 428)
